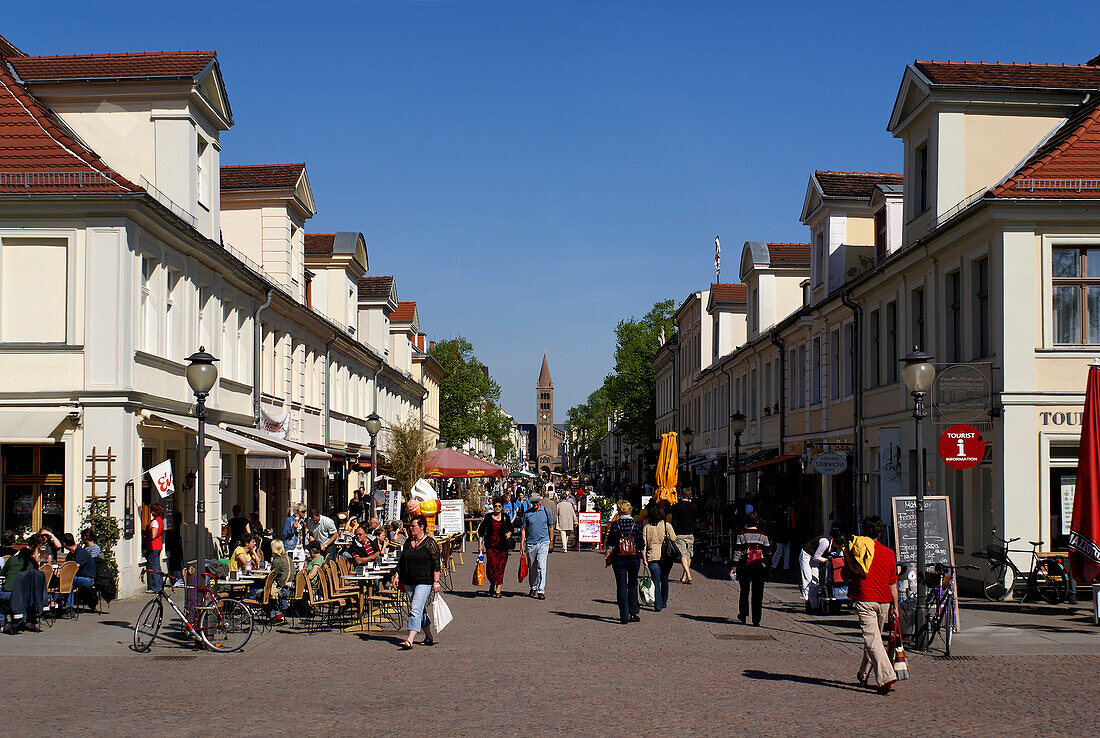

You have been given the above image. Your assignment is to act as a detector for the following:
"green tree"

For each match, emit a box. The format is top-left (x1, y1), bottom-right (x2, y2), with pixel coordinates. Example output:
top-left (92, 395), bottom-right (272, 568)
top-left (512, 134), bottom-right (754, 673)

top-left (604, 299), bottom-right (677, 447)
top-left (385, 414), bottom-right (432, 497)
top-left (429, 337), bottom-right (502, 447)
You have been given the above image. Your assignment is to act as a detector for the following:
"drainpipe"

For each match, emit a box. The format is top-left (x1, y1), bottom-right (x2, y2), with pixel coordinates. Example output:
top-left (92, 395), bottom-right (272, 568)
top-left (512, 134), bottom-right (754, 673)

top-left (252, 288), bottom-right (273, 421)
top-left (840, 288), bottom-right (863, 526)
top-left (770, 333), bottom-right (786, 453)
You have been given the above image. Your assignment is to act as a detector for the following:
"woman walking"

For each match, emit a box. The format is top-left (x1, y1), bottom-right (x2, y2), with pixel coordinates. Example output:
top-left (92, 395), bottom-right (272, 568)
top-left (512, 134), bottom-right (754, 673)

top-left (732, 512), bottom-right (773, 626)
top-left (393, 515), bottom-right (441, 649)
top-left (604, 500), bottom-right (646, 624)
top-left (477, 496), bottom-right (514, 598)
top-left (643, 511), bottom-right (676, 612)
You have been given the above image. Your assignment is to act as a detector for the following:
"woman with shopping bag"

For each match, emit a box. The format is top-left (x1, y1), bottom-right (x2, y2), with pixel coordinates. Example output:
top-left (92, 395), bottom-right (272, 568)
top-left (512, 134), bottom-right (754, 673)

top-left (477, 496), bottom-right (514, 598)
top-left (604, 500), bottom-right (646, 624)
top-left (393, 514), bottom-right (442, 650)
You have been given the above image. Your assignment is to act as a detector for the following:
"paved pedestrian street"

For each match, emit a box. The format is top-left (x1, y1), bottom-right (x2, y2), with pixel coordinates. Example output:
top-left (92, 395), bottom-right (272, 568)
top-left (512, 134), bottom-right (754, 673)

top-left (2, 551), bottom-right (1097, 736)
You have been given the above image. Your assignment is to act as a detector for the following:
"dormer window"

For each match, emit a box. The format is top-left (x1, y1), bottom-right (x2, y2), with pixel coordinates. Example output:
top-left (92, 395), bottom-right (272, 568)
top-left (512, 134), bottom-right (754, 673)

top-left (813, 231), bottom-right (824, 286)
top-left (916, 143), bottom-right (929, 215)
top-left (197, 139), bottom-right (209, 208)
top-left (874, 207), bottom-right (887, 258)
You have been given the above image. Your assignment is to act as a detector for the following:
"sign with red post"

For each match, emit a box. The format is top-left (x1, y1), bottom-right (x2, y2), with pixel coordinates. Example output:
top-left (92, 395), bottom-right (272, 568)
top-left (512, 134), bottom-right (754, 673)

top-left (938, 424), bottom-right (985, 470)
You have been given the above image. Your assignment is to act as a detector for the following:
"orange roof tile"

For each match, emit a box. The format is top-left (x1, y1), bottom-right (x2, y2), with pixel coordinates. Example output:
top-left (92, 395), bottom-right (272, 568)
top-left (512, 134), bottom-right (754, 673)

top-left (815, 171), bottom-right (902, 198)
top-left (358, 275), bottom-right (395, 301)
top-left (767, 244), bottom-right (811, 265)
top-left (709, 283), bottom-right (747, 303)
top-left (304, 233), bottom-right (335, 255)
top-left (993, 97), bottom-right (1100, 199)
top-left (915, 60), bottom-right (1100, 90)
top-left (391, 301), bottom-right (416, 323)
top-left (10, 51), bottom-right (216, 81)
top-left (222, 163), bottom-right (305, 190)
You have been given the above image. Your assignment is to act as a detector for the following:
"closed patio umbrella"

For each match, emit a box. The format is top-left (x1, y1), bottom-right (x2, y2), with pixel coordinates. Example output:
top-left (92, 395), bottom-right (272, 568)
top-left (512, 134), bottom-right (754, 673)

top-left (655, 431), bottom-right (679, 504)
top-left (1071, 363), bottom-right (1100, 583)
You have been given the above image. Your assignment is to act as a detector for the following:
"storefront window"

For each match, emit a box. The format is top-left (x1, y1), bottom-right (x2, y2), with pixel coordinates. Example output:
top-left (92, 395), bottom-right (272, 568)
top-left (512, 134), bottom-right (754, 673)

top-left (1, 444), bottom-right (65, 534)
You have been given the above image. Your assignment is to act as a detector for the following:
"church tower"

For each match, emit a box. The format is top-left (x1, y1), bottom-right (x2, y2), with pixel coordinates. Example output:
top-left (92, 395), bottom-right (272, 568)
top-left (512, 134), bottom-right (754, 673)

top-left (536, 355), bottom-right (554, 472)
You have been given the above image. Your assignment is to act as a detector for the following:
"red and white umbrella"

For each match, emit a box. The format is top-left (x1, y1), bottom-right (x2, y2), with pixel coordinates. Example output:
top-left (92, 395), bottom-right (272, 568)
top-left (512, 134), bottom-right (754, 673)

top-left (1071, 364), bottom-right (1100, 583)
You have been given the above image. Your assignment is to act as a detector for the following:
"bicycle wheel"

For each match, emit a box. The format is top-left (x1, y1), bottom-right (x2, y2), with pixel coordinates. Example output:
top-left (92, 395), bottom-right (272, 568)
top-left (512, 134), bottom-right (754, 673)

top-left (199, 598), bottom-right (254, 652)
top-left (982, 562), bottom-right (1015, 601)
top-left (1031, 560), bottom-right (1069, 605)
top-left (943, 596), bottom-right (955, 657)
top-left (132, 597), bottom-right (163, 652)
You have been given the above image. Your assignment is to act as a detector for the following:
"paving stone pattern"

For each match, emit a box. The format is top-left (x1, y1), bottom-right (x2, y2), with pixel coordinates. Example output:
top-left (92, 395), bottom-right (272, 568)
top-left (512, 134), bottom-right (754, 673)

top-left (1, 550), bottom-right (1096, 735)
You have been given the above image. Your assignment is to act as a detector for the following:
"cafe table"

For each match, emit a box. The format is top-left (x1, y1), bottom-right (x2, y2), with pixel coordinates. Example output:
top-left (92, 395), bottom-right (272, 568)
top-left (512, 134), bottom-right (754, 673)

top-left (342, 570), bottom-right (386, 632)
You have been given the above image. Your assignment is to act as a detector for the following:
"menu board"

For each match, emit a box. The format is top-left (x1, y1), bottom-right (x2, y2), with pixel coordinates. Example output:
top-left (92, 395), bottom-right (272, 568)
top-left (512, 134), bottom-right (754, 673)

top-left (438, 499), bottom-right (465, 538)
top-left (891, 495), bottom-right (955, 567)
top-left (383, 490), bottom-right (401, 524)
top-left (578, 512), bottom-right (602, 544)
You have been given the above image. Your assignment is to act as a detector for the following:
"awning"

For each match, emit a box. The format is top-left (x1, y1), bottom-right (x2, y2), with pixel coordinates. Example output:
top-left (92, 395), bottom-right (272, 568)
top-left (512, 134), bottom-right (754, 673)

top-left (726, 454), bottom-right (800, 474)
top-left (0, 408), bottom-right (68, 443)
top-left (221, 423), bottom-right (331, 469)
top-left (142, 411), bottom-right (288, 469)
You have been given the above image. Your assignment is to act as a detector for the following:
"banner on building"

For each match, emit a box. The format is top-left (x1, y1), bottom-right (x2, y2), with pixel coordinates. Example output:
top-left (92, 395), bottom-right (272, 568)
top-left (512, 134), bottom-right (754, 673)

top-left (147, 459), bottom-right (174, 498)
top-left (259, 406), bottom-right (290, 439)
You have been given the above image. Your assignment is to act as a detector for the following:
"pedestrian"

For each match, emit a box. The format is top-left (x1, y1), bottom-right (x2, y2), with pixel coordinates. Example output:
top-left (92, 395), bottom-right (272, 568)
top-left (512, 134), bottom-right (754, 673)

top-left (224, 504), bottom-right (249, 553)
top-left (518, 491), bottom-right (555, 599)
top-left (770, 504), bottom-right (792, 570)
top-left (800, 532), bottom-right (842, 613)
top-left (643, 510), bottom-right (676, 612)
top-left (732, 512), bottom-right (772, 626)
top-left (671, 490), bottom-right (698, 584)
top-left (477, 496), bottom-right (514, 598)
top-left (555, 494), bottom-right (577, 552)
top-left (393, 514), bottom-right (442, 649)
top-left (146, 503), bottom-right (165, 592)
top-left (604, 500), bottom-right (645, 624)
top-left (848, 515), bottom-right (899, 695)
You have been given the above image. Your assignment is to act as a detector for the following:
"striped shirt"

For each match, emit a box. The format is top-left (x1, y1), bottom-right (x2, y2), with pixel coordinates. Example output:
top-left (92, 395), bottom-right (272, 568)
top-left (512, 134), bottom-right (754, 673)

top-left (733, 529), bottom-right (772, 566)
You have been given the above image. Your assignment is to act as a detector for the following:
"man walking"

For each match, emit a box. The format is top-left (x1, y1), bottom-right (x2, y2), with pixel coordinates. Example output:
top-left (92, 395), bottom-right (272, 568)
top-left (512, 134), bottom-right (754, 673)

top-left (519, 491), bottom-right (555, 598)
top-left (555, 494), bottom-right (577, 552)
top-left (670, 490), bottom-right (698, 584)
top-left (849, 515), bottom-right (899, 695)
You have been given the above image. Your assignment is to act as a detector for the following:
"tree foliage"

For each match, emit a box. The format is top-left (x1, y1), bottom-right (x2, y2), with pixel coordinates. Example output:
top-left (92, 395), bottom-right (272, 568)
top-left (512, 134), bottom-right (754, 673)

top-left (429, 337), bottom-right (504, 448)
top-left (385, 414), bottom-right (432, 497)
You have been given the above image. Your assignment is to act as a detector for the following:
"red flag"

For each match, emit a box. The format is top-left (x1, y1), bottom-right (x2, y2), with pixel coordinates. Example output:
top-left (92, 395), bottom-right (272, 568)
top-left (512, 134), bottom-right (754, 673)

top-left (1071, 364), bottom-right (1100, 583)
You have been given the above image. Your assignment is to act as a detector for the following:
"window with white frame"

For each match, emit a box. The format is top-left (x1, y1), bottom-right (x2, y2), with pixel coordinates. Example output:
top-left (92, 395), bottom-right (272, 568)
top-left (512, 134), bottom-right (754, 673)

top-left (197, 285), bottom-right (213, 353)
top-left (1051, 246), bottom-right (1100, 345)
top-left (886, 301), bottom-right (898, 383)
top-left (764, 359), bottom-right (772, 408)
top-left (141, 255), bottom-right (158, 352)
top-left (813, 230), bottom-right (824, 286)
top-left (750, 288), bottom-right (759, 333)
top-left (830, 328), bottom-right (841, 399)
top-left (165, 268), bottom-right (181, 360)
top-left (197, 138), bottom-right (209, 207)
top-left (811, 337), bottom-right (821, 404)
top-left (750, 368), bottom-right (758, 420)
top-left (910, 286), bottom-right (925, 352)
top-left (0, 237), bottom-right (68, 344)
top-left (915, 142), bottom-right (929, 215)
top-left (844, 324), bottom-right (854, 396)
top-left (788, 349), bottom-right (798, 408)
top-left (945, 271), bottom-right (962, 362)
top-left (797, 344), bottom-right (807, 408)
top-left (973, 257), bottom-right (990, 358)
top-left (221, 300), bottom-right (236, 382)
top-left (868, 309), bottom-right (881, 387)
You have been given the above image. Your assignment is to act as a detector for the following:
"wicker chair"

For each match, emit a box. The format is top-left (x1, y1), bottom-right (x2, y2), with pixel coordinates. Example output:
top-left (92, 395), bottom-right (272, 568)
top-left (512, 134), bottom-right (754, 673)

top-left (50, 561), bottom-right (79, 620)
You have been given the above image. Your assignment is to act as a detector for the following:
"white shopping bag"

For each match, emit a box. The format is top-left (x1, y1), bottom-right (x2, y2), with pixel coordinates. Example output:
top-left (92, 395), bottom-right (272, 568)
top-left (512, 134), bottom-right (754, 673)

top-left (429, 593), bottom-right (453, 632)
top-left (638, 574), bottom-right (655, 606)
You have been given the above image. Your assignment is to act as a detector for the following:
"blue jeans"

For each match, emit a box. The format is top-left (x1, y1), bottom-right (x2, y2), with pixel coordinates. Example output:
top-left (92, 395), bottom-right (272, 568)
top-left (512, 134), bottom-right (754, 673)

top-left (0, 590), bottom-right (10, 627)
top-left (146, 549), bottom-right (163, 591)
top-left (526, 541), bottom-right (550, 594)
top-left (405, 583), bottom-right (433, 633)
top-left (648, 561), bottom-right (670, 611)
top-left (612, 559), bottom-right (640, 622)
top-left (68, 576), bottom-right (95, 607)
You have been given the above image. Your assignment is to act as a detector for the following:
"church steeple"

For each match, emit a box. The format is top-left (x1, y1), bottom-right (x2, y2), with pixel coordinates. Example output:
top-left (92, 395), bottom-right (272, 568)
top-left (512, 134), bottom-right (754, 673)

top-left (538, 354), bottom-right (553, 387)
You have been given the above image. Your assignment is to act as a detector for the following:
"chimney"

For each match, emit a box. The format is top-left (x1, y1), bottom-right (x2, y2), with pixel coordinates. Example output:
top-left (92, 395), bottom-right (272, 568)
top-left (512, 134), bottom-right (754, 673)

top-left (429, 340), bottom-right (435, 350)
top-left (417, 333), bottom-right (426, 351)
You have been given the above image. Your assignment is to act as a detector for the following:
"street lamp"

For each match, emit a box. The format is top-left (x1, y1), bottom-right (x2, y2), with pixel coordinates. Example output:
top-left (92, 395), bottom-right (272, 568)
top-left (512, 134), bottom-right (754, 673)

top-left (185, 347), bottom-right (218, 611)
top-left (365, 412), bottom-right (382, 518)
top-left (730, 411), bottom-right (747, 503)
top-left (681, 427), bottom-right (695, 495)
top-left (901, 348), bottom-right (935, 649)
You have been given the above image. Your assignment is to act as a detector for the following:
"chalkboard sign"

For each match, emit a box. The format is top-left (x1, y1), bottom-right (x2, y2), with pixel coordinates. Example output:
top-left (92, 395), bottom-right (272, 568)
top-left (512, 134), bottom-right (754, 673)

top-left (890, 495), bottom-right (955, 567)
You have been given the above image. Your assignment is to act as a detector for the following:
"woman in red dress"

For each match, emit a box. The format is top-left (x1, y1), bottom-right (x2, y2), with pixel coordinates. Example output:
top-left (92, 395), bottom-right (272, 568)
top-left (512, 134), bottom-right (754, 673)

top-left (477, 497), bottom-right (514, 598)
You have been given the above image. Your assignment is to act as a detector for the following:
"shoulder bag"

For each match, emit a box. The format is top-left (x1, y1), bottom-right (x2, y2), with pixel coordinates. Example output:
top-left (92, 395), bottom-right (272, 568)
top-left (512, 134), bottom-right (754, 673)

top-left (660, 521), bottom-right (679, 564)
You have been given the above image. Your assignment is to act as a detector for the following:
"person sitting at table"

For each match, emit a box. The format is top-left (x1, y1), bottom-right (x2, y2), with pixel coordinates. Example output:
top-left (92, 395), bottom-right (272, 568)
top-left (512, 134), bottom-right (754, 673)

top-left (1, 533), bottom-right (49, 632)
top-left (0, 530), bottom-right (16, 559)
top-left (388, 520), bottom-right (407, 547)
top-left (62, 532), bottom-right (96, 608)
top-left (304, 542), bottom-right (325, 586)
top-left (372, 524), bottom-right (389, 554)
top-left (342, 514), bottom-right (359, 534)
top-left (229, 533), bottom-right (261, 573)
top-left (348, 525), bottom-right (381, 567)
top-left (79, 528), bottom-right (102, 560)
top-left (249, 539), bottom-right (293, 622)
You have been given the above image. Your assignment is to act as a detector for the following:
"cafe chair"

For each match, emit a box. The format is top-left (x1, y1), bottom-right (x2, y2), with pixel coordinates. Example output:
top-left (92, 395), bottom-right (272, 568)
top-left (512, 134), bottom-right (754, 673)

top-left (50, 561), bottom-right (80, 621)
top-left (38, 562), bottom-right (56, 627)
top-left (240, 570), bottom-right (277, 634)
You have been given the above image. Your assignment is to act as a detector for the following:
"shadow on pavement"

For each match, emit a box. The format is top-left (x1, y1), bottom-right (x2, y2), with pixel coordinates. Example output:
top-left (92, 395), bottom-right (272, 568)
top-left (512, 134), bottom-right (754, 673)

top-left (551, 610), bottom-right (621, 624)
top-left (677, 613), bottom-right (730, 624)
top-left (742, 669), bottom-right (864, 692)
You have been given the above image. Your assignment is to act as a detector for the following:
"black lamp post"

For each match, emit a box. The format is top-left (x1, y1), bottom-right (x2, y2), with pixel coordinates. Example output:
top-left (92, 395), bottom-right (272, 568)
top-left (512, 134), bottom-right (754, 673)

top-left (901, 348), bottom-right (935, 649)
top-left (730, 411), bottom-right (747, 503)
top-left (681, 427), bottom-right (695, 494)
top-left (365, 412), bottom-right (382, 518)
top-left (185, 347), bottom-right (218, 611)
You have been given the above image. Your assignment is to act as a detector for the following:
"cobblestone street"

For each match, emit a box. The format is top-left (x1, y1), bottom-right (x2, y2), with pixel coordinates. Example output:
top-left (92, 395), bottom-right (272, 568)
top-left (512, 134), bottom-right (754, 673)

top-left (2, 550), bottom-right (1096, 736)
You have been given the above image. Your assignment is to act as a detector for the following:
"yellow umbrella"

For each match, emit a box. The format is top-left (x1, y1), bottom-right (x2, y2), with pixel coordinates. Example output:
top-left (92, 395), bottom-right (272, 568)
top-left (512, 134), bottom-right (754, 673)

top-left (655, 432), bottom-right (678, 504)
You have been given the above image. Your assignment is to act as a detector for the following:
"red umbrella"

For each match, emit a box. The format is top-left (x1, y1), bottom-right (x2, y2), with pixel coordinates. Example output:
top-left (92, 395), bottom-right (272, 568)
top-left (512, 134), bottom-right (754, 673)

top-left (424, 448), bottom-right (506, 479)
top-left (1071, 364), bottom-right (1100, 583)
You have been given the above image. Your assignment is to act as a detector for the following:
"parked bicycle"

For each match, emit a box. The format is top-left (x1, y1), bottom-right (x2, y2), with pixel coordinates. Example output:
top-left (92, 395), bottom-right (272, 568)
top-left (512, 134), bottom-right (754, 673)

top-left (915, 562), bottom-right (978, 656)
top-left (977, 531), bottom-right (1069, 604)
top-left (132, 569), bottom-right (254, 653)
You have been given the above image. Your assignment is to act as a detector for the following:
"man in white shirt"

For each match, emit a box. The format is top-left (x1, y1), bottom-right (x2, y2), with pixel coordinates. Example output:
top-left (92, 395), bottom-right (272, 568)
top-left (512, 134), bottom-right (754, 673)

top-left (306, 508), bottom-right (339, 558)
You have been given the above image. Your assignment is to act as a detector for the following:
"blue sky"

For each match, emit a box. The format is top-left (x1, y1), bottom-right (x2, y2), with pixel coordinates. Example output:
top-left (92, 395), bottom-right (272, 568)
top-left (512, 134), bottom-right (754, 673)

top-left (11, 2), bottom-right (1100, 422)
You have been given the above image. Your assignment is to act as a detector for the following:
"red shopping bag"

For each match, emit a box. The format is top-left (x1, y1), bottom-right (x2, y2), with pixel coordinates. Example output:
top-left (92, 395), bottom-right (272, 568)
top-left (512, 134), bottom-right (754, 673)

top-left (518, 553), bottom-right (529, 583)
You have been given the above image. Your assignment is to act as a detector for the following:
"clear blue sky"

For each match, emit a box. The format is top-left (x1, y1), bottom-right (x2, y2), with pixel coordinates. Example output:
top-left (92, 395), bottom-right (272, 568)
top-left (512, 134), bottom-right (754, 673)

top-left (12, 2), bottom-right (1100, 422)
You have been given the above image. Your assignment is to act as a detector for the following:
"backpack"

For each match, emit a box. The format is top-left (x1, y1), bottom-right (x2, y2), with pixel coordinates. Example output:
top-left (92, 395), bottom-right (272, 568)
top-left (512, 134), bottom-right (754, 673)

top-left (743, 533), bottom-right (765, 567)
top-left (615, 520), bottom-right (637, 557)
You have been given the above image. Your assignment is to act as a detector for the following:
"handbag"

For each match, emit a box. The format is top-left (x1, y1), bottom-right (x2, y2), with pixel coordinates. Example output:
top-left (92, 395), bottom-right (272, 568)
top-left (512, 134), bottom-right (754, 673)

top-left (889, 615), bottom-right (909, 680)
top-left (429, 593), bottom-right (453, 632)
top-left (473, 555), bottom-right (486, 587)
top-left (660, 522), bottom-right (679, 564)
top-left (518, 553), bottom-right (529, 582)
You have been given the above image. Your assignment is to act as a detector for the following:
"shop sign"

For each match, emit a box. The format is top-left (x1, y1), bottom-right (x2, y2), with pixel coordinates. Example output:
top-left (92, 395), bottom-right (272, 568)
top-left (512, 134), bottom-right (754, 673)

top-left (1039, 410), bottom-right (1083, 426)
top-left (938, 424), bottom-right (985, 470)
top-left (933, 364), bottom-right (991, 424)
top-left (812, 451), bottom-right (848, 475)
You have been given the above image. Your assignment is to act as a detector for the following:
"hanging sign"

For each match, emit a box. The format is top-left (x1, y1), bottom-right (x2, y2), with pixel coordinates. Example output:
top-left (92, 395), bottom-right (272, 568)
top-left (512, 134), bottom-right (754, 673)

top-left (812, 451), bottom-right (848, 475)
top-left (938, 424), bottom-right (985, 470)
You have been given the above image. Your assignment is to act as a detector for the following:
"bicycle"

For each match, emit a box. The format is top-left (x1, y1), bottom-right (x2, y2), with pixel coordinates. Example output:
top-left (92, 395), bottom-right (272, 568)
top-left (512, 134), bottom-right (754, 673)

top-left (978, 531), bottom-right (1069, 604)
top-left (132, 569), bottom-right (254, 653)
top-left (915, 562), bottom-right (978, 656)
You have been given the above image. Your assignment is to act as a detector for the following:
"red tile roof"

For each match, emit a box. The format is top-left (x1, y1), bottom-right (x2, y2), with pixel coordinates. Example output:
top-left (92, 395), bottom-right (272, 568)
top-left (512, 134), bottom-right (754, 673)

top-left (304, 233), bottom-right (335, 255)
top-left (915, 61), bottom-right (1100, 90)
top-left (221, 163), bottom-right (305, 191)
top-left (767, 244), bottom-right (811, 265)
top-left (391, 301), bottom-right (417, 323)
top-left (815, 171), bottom-right (903, 199)
top-left (0, 35), bottom-right (26, 60)
top-left (709, 283), bottom-right (747, 304)
top-left (0, 67), bottom-right (136, 193)
top-left (358, 275), bottom-right (395, 301)
top-left (993, 97), bottom-right (1100, 199)
top-left (10, 51), bottom-right (217, 82)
